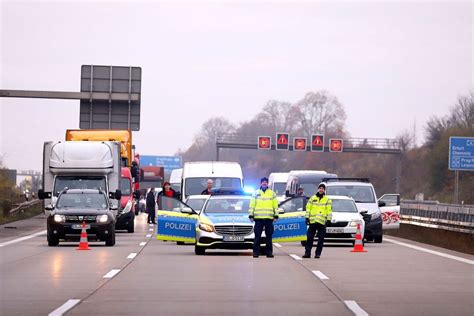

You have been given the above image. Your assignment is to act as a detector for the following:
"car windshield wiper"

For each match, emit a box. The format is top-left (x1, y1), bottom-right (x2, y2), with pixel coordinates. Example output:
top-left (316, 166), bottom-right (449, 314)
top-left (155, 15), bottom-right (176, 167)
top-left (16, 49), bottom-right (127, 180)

top-left (354, 200), bottom-right (369, 203)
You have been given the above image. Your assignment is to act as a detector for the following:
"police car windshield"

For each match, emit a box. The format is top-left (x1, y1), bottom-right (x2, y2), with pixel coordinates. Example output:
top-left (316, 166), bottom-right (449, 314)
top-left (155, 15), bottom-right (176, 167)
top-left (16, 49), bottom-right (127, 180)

top-left (186, 198), bottom-right (207, 211)
top-left (326, 185), bottom-right (375, 203)
top-left (204, 198), bottom-right (250, 213)
top-left (272, 183), bottom-right (286, 195)
top-left (331, 199), bottom-right (358, 213)
top-left (56, 193), bottom-right (108, 210)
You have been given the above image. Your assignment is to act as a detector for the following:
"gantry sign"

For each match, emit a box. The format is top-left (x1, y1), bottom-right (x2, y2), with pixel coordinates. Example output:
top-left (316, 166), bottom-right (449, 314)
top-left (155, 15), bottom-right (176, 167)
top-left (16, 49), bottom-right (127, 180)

top-left (216, 133), bottom-right (403, 192)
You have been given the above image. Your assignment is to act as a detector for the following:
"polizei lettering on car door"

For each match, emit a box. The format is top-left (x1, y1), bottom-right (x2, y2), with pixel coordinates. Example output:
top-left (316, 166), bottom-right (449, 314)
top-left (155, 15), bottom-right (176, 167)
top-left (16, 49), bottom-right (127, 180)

top-left (274, 223), bottom-right (300, 231)
top-left (164, 222), bottom-right (192, 230)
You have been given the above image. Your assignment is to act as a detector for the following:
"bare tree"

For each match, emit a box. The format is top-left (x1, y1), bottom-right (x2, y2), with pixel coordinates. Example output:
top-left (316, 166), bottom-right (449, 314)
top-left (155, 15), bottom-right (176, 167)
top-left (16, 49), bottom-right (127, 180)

top-left (256, 100), bottom-right (298, 134)
top-left (396, 129), bottom-right (414, 152)
top-left (449, 91), bottom-right (473, 130)
top-left (293, 91), bottom-right (347, 139)
top-left (195, 117), bottom-right (236, 146)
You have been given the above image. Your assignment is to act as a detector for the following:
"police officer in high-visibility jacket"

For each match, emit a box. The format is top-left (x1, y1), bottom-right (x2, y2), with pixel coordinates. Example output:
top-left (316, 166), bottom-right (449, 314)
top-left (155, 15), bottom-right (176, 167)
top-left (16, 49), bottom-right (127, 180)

top-left (249, 177), bottom-right (279, 258)
top-left (303, 183), bottom-right (332, 258)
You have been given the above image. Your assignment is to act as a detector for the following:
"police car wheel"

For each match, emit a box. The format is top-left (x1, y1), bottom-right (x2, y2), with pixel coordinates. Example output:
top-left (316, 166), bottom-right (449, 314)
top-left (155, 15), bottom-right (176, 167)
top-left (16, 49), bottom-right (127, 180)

top-left (177, 241), bottom-right (185, 245)
top-left (195, 245), bottom-right (205, 255)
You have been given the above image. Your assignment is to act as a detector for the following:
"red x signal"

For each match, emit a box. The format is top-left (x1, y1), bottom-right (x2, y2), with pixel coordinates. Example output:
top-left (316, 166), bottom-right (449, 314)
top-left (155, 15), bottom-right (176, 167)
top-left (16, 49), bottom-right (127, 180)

top-left (329, 139), bottom-right (343, 152)
top-left (258, 136), bottom-right (271, 150)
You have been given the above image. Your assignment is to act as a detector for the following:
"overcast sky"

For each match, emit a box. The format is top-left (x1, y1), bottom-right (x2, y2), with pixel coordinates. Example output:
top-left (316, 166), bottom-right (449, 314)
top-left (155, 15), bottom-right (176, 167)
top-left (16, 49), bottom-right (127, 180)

top-left (1, 0), bottom-right (472, 171)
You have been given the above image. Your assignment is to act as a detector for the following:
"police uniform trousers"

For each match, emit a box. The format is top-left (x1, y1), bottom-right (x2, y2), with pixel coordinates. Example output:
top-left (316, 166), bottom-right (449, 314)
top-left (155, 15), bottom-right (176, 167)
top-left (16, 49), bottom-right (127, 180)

top-left (253, 219), bottom-right (274, 256)
top-left (305, 223), bottom-right (326, 257)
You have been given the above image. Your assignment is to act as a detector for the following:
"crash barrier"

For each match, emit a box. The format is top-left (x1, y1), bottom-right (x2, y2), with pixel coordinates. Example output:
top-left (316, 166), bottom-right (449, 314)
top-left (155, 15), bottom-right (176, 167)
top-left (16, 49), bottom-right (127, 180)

top-left (8, 199), bottom-right (41, 216)
top-left (400, 201), bottom-right (473, 234)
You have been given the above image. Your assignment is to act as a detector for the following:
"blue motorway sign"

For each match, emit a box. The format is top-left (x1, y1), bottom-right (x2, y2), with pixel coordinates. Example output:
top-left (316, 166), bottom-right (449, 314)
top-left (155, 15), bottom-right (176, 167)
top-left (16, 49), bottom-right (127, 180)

top-left (449, 137), bottom-right (474, 171)
top-left (140, 155), bottom-right (182, 171)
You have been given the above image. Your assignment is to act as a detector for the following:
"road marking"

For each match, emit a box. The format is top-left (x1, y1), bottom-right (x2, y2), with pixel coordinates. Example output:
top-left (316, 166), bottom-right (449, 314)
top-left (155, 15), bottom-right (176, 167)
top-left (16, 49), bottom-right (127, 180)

top-left (139, 242), bottom-right (147, 246)
top-left (0, 230), bottom-right (47, 248)
top-left (146, 234), bottom-right (152, 238)
top-left (312, 270), bottom-right (329, 280)
top-left (127, 253), bottom-right (137, 259)
top-left (273, 243), bottom-right (282, 248)
top-left (344, 300), bottom-right (369, 316)
top-left (103, 269), bottom-right (121, 279)
top-left (289, 254), bottom-right (302, 260)
top-left (149, 224), bottom-right (154, 227)
top-left (385, 237), bottom-right (474, 265)
top-left (149, 228), bottom-right (154, 232)
top-left (48, 299), bottom-right (81, 316)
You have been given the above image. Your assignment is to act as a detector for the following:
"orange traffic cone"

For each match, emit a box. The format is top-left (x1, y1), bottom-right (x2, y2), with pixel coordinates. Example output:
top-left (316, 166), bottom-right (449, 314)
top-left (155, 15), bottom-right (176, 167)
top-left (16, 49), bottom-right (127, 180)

top-left (77, 221), bottom-right (91, 250)
top-left (351, 223), bottom-right (367, 253)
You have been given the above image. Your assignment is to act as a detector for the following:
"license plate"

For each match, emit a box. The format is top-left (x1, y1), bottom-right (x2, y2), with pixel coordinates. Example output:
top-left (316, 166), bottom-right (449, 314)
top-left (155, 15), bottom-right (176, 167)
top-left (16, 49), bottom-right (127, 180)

top-left (223, 235), bottom-right (245, 242)
top-left (72, 224), bottom-right (90, 230)
top-left (326, 228), bottom-right (344, 234)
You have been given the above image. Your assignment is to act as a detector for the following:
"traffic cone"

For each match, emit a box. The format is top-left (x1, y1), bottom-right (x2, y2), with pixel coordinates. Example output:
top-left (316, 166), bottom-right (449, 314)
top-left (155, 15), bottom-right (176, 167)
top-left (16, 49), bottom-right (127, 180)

top-left (77, 221), bottom-right (91, 250)
top-left (351, 223), bottom-right (367, 253)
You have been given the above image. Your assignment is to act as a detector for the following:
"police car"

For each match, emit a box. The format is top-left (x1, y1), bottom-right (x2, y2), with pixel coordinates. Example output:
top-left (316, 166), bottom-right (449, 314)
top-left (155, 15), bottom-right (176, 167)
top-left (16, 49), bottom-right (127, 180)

top-left (155, 189), bottom-right (310, 255)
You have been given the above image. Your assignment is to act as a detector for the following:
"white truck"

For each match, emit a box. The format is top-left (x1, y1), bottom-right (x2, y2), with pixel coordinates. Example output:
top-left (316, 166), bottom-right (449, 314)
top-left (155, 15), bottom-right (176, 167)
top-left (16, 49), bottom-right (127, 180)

top-left (38, 141), bottom-right (122, 210)
top-left (181, 161), bottom-right (243, 200)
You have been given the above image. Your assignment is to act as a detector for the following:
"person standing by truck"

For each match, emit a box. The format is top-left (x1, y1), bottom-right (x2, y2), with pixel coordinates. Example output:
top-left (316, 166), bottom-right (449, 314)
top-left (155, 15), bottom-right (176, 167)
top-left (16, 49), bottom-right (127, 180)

top-left (146, 187), bottom-right (156, 224)
top-left (249, 177), bottom-right (279, 258)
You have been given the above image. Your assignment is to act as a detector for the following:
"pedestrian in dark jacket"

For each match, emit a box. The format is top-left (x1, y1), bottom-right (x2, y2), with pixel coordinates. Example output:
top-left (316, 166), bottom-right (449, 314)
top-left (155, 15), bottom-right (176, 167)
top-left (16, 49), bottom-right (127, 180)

top-left (157, 182), bottom-right (179, 211)
top-left (146, 187), bottom-right (156, 224)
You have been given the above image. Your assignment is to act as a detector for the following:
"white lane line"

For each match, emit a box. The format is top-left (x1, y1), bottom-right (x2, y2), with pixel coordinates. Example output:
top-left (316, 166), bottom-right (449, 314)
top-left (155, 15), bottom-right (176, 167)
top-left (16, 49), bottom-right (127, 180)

top-left (0, 230), bottom-right (47, 248)
top-left (312, 270), bottom-right (329, 280)
top-left (127, 253), bottom-right (137, 259)
top-left (344, 300), bottom-right (369, 316)
top-left (139, 242), bottom-right (147, 246)
top-left (289, 254), bottom-right (302, 261)
top-left (103, 269), bottom-right (121, 279)
top-left (48, 299), bottom-right (81, 316)
top-left (149, 224), bottom-right (154, 227)
top-left (146, 234), bottom-right (152, 238)
top-left (273, 243), bottom-right (282, 248)
top-left (149, 228), bottom-right (154, 232)
top-left (384, 237), bottom-right (474, 265)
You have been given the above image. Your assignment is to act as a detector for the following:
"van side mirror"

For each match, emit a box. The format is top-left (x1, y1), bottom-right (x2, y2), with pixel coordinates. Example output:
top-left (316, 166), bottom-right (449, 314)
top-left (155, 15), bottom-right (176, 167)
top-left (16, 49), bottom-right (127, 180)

top-left (38, 189), bottom-right (52, 200)
top-left (378, 201), bottom-right (386, 207)
top-left (109, 190), bottom-right (122, 200)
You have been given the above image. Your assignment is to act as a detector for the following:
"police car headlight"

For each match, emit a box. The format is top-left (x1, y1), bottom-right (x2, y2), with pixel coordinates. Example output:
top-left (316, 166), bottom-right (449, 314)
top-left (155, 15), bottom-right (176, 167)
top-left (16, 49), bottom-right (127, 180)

top-left (371, 212), bottom-right (381, 220)
top-left (199, 223), bottom-right (214, 232)
top-left (122, 200), bottom-right (132, 213)
top-left (97, 215), bottom-right (109, 223)
top-left (53, 214), bottom-right (66, 223)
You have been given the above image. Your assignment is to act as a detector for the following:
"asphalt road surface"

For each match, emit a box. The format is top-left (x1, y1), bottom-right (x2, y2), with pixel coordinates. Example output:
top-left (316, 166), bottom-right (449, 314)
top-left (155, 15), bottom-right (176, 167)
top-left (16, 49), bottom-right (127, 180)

top-left (1, 213), bottom-right (472, 316)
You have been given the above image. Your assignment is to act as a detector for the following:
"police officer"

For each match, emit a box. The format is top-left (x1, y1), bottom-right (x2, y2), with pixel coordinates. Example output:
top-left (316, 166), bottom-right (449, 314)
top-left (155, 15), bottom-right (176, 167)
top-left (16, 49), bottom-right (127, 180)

top-left (303, 183), bottom-right (332, 258)
top-left (249, 177), bottom-right (279, 258)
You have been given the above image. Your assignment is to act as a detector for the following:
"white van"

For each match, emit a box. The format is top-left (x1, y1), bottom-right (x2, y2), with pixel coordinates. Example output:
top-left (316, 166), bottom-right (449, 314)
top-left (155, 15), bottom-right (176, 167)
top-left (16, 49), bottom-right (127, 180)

top-left (169, 168), bottom-right (183, 193)
top-left (181, 161), bottom-right (243, 200)
top-left (268, 172), bottom-right (289, 202)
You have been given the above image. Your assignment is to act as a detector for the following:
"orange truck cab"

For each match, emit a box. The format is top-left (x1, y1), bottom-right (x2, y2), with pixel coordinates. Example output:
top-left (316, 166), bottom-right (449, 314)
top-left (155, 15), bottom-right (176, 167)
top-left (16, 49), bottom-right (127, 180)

top-left (116, 167), bottom-right (135, 233)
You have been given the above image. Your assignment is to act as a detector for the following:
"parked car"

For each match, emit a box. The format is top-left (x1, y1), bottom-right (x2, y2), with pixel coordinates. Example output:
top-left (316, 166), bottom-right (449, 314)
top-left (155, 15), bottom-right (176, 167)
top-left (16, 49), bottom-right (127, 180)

top-left (46, 189), bottom-right (118, 246)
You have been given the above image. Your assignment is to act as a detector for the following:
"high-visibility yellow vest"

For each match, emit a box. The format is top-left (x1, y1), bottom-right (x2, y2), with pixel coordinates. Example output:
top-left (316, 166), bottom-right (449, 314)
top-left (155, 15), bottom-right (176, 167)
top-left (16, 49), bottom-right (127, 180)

top-left (249, 188), bottom-right (278, 219)
top-left (305, 195), bottom-right (332, 225)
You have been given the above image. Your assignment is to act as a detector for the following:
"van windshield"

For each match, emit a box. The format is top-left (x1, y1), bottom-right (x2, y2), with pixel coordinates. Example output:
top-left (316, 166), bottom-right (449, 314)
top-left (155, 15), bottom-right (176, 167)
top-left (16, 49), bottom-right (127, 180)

top-left (185, 178), bottom-right (241, 197)
top-left (54, 176), bottom-right (106, 196)
top-left (272, 183), bottom-right (287, 195)
top-left (326, 185), bottom-right (375, 203)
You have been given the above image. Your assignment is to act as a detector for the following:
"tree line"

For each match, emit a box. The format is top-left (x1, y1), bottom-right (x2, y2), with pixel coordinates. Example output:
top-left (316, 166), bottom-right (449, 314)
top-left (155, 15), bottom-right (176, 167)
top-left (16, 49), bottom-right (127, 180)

top-left (178, 90), bottom-right (473, 204)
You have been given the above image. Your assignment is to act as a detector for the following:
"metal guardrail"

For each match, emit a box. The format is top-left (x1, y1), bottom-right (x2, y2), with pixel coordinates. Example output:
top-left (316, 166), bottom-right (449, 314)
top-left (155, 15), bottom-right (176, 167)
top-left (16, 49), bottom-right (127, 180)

top-left (8, 199), bottom-right (41, 216)
top-left (400, 201), bottom-right (474, 234)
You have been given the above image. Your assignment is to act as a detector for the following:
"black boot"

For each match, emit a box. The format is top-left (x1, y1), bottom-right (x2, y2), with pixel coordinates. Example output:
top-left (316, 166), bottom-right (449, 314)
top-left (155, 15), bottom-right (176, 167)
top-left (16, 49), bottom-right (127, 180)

top-left (302, 253), bottom-right (311, 258)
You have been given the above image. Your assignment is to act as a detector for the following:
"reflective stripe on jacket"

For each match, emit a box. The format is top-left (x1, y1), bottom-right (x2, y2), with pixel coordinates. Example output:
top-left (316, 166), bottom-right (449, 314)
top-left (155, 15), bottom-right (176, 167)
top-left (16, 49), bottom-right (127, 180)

top-left (305, 195), bottom-right (332, 225)
top-left (249, 189), bottom-right (278, 219)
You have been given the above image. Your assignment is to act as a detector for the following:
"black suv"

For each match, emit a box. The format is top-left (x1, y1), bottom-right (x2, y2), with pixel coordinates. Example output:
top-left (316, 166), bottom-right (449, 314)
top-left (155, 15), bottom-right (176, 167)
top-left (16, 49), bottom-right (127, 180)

top-left (46, 189), bottom-right (117, 246)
